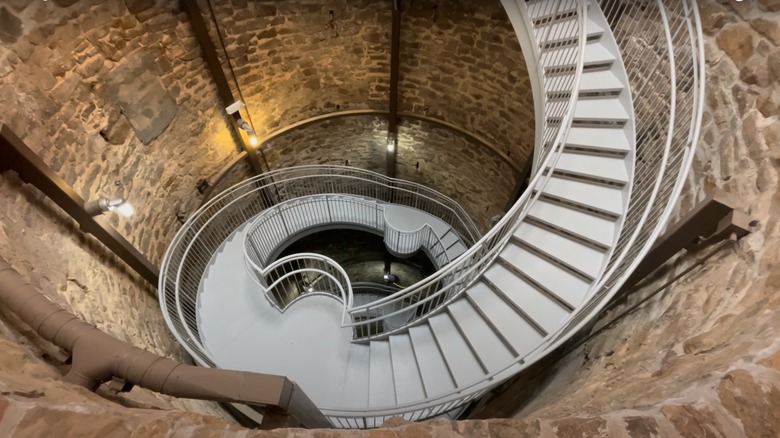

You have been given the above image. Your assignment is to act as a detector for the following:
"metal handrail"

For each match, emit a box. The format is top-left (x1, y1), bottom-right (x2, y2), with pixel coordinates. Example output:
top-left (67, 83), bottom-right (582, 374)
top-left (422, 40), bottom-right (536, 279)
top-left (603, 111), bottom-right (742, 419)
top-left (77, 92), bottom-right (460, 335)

top-left (241, 195), bottom-right (452, 321)
top-left (326, 0), bottom-right (705, 423)
top-left (344, 0), bottom-right (587, 340)
top-left (157, 0), bottom-right (706, 427)
top-left (160, 168), bottom-right (477, 365)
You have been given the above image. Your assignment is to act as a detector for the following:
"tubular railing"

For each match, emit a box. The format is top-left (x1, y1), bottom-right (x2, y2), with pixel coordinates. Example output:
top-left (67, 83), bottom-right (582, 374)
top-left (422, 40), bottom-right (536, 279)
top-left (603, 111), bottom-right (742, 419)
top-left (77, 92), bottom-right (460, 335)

top-left (245, 253), bottom-right (353, 316)
top-left (160, 167), bottom-right (477, 366)
top-left (532, 0), bottom-right (705, 355)
top-left (345, 0), bottom-right (586, 341)
top-left (158, 0), bottom-right (704, 427)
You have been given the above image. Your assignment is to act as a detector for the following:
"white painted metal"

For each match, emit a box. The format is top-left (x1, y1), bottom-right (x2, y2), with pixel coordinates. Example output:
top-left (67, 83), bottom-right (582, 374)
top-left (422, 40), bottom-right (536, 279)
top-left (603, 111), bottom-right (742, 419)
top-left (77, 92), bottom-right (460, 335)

top-left (369, 341), bottom-right (396, 408)
top-left (427, 313), bottom-right (485, 386)
top-left (565, 126), bottom-right (631, 154)
top-left (158, 0), bottom-right (705, 428)
top-left (513, 221), bottom-right (605, 279)
top-left (408, 325), bottom-right (457, 397)
top-left (526, 199), bottom-right (617, 249)
top-left (540, 175), bottom-right (625, 217)
top-left (389, 335), bottom-right (426, 404)
top-left (553, 152), bottom-right (629, 184)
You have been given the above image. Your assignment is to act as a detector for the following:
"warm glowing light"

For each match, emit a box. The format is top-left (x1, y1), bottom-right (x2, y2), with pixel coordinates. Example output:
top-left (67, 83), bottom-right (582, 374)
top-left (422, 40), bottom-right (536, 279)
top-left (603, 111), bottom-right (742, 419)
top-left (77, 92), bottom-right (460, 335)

top-left (249, 135), bottom-right (259, 147)
top-left (114, 202), bottom-right (135, 217)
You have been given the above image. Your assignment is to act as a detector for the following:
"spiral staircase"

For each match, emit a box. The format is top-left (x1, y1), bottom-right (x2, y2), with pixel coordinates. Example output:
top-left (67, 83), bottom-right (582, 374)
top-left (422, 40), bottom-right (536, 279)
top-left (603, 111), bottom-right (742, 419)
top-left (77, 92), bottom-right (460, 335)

top-left (159, 0), bottom-right (704, 429)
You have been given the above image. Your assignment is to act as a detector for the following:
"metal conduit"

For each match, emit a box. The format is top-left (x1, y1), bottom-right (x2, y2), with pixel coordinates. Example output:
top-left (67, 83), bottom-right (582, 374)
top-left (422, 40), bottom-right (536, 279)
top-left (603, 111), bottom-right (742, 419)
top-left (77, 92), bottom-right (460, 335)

top-left (0, 256), bottom-right (330, 429)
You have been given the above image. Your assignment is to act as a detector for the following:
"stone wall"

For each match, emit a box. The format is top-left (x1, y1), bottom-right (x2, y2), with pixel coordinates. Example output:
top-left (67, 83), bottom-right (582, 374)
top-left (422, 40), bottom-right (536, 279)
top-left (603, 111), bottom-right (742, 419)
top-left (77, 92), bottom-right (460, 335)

top-left (204, 0), bottom-right (533, 165)
top-left (0, 0), bottom-right (238, 417)
top-left (258, 114), bottom-right (516, 231)
top-left (207, 0), bottom-right (393, 136)
top-left (262, 115), bottom-right (387, 173)
top-left (400, 0), bottom-right (534, 167)
top-left (395, 119), bottom-right (516, 232)
top-left (474, 1), bottom-right (780, 436)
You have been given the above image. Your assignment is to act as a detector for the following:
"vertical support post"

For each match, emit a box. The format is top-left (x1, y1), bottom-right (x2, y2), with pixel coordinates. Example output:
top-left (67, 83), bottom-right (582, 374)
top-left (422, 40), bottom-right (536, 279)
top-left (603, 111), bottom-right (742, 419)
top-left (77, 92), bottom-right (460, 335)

top-left (386, 0), bottom-right (402, 178)
top-left (180, 0), bottom-right (264, 175)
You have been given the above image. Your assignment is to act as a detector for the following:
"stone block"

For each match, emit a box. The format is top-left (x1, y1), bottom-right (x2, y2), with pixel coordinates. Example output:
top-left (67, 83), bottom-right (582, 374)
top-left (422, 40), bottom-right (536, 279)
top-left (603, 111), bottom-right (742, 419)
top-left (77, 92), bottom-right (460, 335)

top-left (717, 24), bottom-right (755, 67)
top-left (0, 7), bottom-right (23, 45)
top-left (104, 53), bottom-right (178, 144)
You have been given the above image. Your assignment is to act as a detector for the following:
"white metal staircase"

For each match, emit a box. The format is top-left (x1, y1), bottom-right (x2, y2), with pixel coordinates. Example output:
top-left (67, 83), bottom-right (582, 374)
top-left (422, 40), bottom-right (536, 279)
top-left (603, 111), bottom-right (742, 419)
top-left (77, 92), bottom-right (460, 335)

top-left (159, 0), bottom-right (704, 429)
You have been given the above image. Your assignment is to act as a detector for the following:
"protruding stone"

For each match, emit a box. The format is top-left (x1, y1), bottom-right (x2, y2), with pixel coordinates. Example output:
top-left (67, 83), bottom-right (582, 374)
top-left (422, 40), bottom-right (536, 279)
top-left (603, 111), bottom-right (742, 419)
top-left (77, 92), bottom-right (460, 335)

top-left (0, 7), bottom-right (23, 45)
top-left (718, 370), bottom-right (780, 438)
top-left (759, 0), bottom-right (780, 12)
top-left (750, 18), bottom-right (780, 46)
top-left (124, 0), bottom-right (154, 15)
top-left (717, 24), bottom-right (755, 67)
top-left (104, 53), bottom-right (178, 144)
top-left (769, 47), bottom-right (780, 82)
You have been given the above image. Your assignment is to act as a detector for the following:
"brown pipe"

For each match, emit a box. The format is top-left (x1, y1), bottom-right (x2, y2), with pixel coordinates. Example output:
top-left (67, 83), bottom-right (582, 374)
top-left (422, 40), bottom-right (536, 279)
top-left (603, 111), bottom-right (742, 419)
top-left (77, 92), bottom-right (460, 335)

top-left (0, 257), bottom-right (330, 428)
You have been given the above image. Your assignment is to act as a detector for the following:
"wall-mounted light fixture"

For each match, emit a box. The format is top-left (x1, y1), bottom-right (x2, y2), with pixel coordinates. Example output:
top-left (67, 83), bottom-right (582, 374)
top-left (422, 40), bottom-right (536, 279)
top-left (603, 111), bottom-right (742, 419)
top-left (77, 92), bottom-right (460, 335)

top-left (84, 197), bottom-right (134, 218)
top-left (237, 118), bottom-right (259, 147)
top-left (386, 132), bottom-right (397, 153)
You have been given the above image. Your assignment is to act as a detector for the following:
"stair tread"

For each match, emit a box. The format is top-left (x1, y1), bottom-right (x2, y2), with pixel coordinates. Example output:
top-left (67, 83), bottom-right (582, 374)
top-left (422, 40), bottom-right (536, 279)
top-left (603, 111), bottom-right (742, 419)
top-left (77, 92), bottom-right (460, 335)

top-left (340, 344), bottom-right (370, 408)
top-left (389, 334), bottom-right (426, 404)
top-left (573, 98), bottom-right (630, 121)
top-left (539, 14), bottom-right (604, 43)
top-left (448, 298), bottom-right (515, 371)
top-left (549, 69), bottom-right (623, 94)
top-left (467, 282), bottom-right (545, 358)
top-left (369, 341), bottom-right (396, 408)
top-left (483, 264), bottom-right (571, 334)
top-left (542, 40), bottom-right (617, 69)
top-left (527, 198), bottom-right (617, 248)
top-left (553, 151), bottom-right (629, 184)
top-left (427, 313), bottom-right (485, 386)
top-left (540, 175), bottom-right (624, 216)
top-left (513, 221), bottom-right (606, 279)
top-left (546, 97), bottom-right (629, 123)
top-left (501, 243), bottom-right (590, 309)
top-left (528, 0), bottom-right (577, 21)
top-left (408, 325), bottom-right (456, 397)
top-left (565, 126), bottom-right (631, 153)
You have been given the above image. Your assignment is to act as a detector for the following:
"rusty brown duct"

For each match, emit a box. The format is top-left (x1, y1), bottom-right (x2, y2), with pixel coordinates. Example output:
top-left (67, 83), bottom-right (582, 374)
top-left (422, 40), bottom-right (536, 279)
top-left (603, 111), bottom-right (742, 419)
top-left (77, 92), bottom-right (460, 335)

top-left (0, 256), bottom-right (330, 428)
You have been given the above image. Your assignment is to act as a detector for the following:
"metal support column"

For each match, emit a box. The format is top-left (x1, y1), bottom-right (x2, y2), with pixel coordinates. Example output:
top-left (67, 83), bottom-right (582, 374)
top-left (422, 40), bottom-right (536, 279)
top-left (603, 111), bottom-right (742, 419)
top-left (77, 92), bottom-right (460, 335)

top-left (180, 0), bottom-right (264, 175)
top-left (386, 0), bottom-right (402, 178)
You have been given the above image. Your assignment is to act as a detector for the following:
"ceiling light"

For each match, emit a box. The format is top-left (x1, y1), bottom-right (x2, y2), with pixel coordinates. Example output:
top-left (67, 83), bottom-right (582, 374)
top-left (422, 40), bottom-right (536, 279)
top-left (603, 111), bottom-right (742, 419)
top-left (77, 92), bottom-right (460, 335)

top-left (249, 135), bottom-right (259, 146)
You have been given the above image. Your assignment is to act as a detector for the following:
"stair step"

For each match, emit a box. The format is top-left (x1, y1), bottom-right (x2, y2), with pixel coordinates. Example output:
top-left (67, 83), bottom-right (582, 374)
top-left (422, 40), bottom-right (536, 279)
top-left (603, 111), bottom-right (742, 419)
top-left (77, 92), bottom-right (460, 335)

top-left (546, 97), bottom-right (629, 125)
top-left (389, 334), bottom-right (426, 403)
top-left (448, 298), bottom-right (515, 371)
top-left (539, 14), bottom-right (605, 49)
top-left (542, 39), bottom-right (617, 70)
top-left (408, 325), bottom-right (456, 397)
top-left (552, 151), bottom-right (629, 185)
top-left (528, 0), bottom-right (578, 21)
top-left (539, 175), bottom-right (624, 217)
top-left (446, 242), bottom-right (468, 260)
top-left (467, 282), bottom-right (545, 358)
top-left (483, 264), bottom-right (571, 335)
top-left (501, 243), bottom-right (590, 309)
top-left (513, 222), bottom-right (605, 280)
top-left (340, 344), bottom-right (370, 408)
top-left (440, 231), bottom-right (459, 250)
top-left (527, 198), bottom-right (617, 249)
top-left (565, 126), bottom-right (631, 155)
top-left (369, 340), bottom-right (396, 407)
top-left (549, 69), bottom-right (624, 96)
top-left (428, 313), bottom-right (485, 386)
